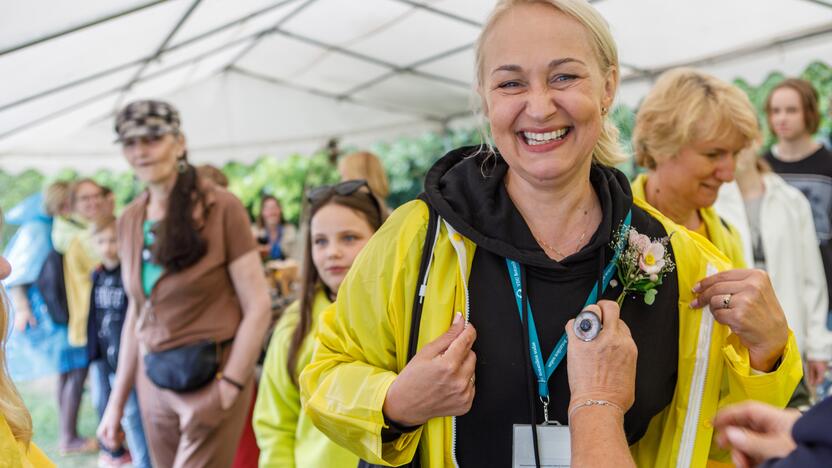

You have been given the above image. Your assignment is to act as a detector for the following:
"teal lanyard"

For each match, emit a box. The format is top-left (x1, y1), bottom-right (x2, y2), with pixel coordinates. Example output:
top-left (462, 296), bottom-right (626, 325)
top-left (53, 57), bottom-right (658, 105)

top-left (505, 210), bottom-right (631, 420)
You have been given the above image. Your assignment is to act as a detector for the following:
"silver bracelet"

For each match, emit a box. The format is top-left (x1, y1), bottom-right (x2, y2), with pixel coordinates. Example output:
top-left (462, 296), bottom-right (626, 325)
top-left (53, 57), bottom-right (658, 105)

top-left (568, 399), bottom-right (624, 422)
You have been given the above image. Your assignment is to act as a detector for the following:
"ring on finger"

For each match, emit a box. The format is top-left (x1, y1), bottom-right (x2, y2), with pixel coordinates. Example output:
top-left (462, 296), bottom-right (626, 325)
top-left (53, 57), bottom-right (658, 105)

top-left (722, 293), bottom-right (732, 309)
top-left (469, 376), bottom-right (475, 386)
top-left (573, 309), bottom-right (603, 342)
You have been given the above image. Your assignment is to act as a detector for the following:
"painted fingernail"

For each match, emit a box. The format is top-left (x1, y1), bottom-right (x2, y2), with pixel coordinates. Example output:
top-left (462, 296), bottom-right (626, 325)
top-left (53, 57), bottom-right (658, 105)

top-left (692, 283), bottom-right (701, 293)
top-left (453, 312), bottom-right (462, 324)
top-left (690, 299), bottom-right (699, 308)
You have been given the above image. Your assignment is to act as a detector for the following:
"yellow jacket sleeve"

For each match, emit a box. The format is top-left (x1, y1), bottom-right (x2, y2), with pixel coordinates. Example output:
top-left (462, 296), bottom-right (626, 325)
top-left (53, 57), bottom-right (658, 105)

top-left (253, 305), bottom-right (302, 468)
top-left (299, 202), bottom-right (429, 466)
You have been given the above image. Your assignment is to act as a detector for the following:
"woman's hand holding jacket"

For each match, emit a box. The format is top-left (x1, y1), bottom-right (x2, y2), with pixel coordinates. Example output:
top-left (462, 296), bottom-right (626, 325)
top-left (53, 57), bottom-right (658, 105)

top-left (692, 269), bottom-right (790, 372)
top-left (382, 312), bottom-right (477, 427)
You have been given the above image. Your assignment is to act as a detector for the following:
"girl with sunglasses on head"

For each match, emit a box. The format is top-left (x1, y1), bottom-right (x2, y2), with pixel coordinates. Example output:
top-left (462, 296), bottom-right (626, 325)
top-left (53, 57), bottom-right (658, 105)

top-left (253, 180), bottom-right (386, 467)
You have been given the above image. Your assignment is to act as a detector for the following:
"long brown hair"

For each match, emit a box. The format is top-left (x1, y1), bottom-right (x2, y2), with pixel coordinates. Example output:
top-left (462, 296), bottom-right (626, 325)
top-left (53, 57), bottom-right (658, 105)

top-left (152, 153), bottom-right (208, 272)
top-left (286, 190), bottom-right (386, 383)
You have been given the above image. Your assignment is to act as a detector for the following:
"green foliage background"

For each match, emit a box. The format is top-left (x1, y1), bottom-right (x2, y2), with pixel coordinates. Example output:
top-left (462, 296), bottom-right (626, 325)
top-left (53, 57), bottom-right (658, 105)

top-left (2, 62), bottom-right (831, 248)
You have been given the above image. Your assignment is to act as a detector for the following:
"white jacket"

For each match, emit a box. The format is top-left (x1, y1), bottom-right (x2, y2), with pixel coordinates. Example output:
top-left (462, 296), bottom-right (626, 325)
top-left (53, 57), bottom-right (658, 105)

top-left (715, 174), bottom-right (832, 361)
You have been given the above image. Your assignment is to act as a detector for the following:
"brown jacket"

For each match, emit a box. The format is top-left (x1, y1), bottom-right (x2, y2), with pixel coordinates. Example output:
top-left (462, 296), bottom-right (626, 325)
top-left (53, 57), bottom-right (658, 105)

top-left (118, 183), bottom-right (256, 352)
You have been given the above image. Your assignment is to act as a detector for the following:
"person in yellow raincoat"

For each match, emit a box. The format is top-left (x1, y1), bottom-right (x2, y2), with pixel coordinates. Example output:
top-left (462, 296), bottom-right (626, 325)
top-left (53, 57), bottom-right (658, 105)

top-left (254, 180), bottom-right (386, 467)
top-left (301, 1), bottom-right (802, 467)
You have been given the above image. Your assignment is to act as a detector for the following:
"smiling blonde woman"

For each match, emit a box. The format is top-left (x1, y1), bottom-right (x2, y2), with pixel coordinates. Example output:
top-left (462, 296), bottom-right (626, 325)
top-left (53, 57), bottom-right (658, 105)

top-left (300, 2), bottom-right (802, 467)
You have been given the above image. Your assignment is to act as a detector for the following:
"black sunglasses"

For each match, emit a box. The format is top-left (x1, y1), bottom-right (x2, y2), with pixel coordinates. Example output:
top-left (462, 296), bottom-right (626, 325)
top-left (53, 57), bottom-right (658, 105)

top-left (306, 179), bottom-right (383, 220)
top-left (306, 179), bottom-right (370, 203)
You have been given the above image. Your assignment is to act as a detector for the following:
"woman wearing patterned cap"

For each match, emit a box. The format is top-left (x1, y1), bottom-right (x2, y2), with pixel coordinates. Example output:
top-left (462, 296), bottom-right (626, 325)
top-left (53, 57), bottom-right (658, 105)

top-left (97, 100), bottom-right (271, 467)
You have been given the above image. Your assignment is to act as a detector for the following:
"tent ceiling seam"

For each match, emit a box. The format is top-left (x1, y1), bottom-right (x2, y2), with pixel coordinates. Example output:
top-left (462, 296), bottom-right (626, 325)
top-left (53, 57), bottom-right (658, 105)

top-left (223, 0), bottom-right (320, 73)
top-left (387, 0), bottom-right (482, 27)
top-left (798, 0), bottom-right (832, 10)
top-left (0, 31), bottom-right (272, 143)
top-left (0, 0), bottom-right (302, 113)
top-left (228, 65), bottom-right (446, 122)
top-left (115, 0), bottom-right (205, 109)
top-left (338, 42), bottom-right (474, 98)
top-left (285, 4), bottom-right (421, 79)
top-left (623, 22), bottom-right (832, 83)
top-left (0, 0), bottom-right (171, 57)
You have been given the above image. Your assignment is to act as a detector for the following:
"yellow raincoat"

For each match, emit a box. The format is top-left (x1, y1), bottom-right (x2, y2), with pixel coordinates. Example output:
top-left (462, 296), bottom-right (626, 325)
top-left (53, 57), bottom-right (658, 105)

top-left (300, 198), bottom-right (801, 467)
top-left (253, 289), bottom-right (358, 467)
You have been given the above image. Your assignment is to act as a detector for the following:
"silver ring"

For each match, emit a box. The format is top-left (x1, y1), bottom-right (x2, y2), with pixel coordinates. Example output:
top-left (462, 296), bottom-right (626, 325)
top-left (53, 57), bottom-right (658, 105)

top-left (573, 310), bottom-right (603, 342)
top-left (722, 294), bottom-right (732, 309)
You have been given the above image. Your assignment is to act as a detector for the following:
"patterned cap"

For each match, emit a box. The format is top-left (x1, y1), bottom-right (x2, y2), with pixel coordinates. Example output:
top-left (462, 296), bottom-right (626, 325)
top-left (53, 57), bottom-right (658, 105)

top-left (114, 100), bottom-right (181, 143)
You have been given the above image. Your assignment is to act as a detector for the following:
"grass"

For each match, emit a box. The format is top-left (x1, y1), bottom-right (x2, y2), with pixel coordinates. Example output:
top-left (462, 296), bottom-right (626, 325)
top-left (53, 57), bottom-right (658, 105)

top-left (18, 377), bottom-right (99, 468)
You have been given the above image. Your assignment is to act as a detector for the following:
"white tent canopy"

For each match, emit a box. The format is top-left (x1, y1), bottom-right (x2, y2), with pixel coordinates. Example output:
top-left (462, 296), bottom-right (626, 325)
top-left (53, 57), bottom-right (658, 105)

top-left (1, 0), bottom-right (831, 174)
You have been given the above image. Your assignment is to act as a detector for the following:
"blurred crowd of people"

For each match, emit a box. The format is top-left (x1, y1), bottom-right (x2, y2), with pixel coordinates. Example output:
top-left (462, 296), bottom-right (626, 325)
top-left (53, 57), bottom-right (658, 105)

top-left (1, 1), bottom-right (832, 467)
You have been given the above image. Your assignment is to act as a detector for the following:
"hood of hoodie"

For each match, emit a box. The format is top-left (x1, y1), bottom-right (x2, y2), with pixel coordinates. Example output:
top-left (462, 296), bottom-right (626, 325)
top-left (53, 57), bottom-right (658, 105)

top-left (424, 145), bottom-right (634, 270)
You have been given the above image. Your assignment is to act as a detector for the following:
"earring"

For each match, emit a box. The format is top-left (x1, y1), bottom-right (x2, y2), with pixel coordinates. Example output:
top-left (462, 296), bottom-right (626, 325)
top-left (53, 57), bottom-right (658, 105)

top-left (176, 158), bottom-right (187, 173)
top-left (601, 106), bottom-right (608, 116)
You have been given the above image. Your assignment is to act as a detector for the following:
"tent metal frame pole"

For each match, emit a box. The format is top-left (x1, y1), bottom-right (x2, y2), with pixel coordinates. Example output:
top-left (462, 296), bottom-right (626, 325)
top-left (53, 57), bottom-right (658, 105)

top-left (229, 66), bottom-right (445, 122)
top-left (268, 27), bottom-right (470, 89)
top-left (388, 0), bottom-right (482, 27)
top-left (622, 22), bottom-right (832, 83)
top-left (224, 0), bottom-right (320, 72)
top-left (799, 0), bottom-right (832, 10)
top-left (0, 33), bottom-right (274, 142)
top-left (0, 0), bottom-right (301, 114)
top-left (116, 0), bottom-right (204, 108)
top-left (338, 42), bottom-right (475, 99)
top-left (0, 0), bottom-right (171, 57)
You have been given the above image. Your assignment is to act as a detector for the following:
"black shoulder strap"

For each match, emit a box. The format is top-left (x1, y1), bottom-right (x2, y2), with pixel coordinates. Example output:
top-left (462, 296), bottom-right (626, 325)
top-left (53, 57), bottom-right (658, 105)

top-left (407, 197), bottom-right (439, 361)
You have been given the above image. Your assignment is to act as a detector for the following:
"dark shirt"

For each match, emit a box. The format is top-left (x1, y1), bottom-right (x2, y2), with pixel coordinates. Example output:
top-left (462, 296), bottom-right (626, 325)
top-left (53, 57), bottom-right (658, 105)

top-left (86, 264), bottom-right (128, 373)
top-left (765, 146), bottom-right (832, 308)
top-left (424, 148), bottom-right (679, 466)
top-left (761, 396), bottom-right (832, 467)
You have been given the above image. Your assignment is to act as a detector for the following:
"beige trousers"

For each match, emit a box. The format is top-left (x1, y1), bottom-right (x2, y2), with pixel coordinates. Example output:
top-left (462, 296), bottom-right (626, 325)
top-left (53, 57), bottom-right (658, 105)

top-left (135, 358), bottom-right (252, 468)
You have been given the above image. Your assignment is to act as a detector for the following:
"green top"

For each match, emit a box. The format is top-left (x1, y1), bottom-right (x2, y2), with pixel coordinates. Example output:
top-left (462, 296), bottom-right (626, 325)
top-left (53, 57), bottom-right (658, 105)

top-left (142, 220), bottom-right (164, 297)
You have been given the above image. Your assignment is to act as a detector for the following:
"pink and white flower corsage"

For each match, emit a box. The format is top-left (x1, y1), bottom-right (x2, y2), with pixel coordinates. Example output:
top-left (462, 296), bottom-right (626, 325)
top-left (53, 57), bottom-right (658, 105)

top-left (612, 228), bottom-right (675, 306)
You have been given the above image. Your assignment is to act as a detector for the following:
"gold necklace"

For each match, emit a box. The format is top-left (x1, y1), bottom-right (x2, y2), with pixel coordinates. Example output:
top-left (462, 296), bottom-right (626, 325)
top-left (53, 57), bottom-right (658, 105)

top-left (534, 229), bottom-right (588, 258)
top-left (533, 207), bottom-right (591, 259)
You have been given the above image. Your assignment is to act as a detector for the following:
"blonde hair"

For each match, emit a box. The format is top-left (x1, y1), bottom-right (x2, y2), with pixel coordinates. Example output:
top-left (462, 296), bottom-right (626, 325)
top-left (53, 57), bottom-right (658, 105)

top-left (44, 181), bottom-right (71, 217)
top-left (0, 209), bottom-right (34, 447)
top-left (474, 0), bottom-right (627, 166)
top-left (633, 68), bottom-right (761, 169)
top-left (338, 152), bottom-right (390, 199)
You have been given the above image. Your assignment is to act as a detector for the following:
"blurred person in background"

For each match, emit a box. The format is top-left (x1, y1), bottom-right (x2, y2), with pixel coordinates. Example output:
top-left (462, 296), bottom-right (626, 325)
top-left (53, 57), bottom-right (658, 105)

top-left (338, 151), bottom-right (390, 215)
top-left (86, 215), bottom-right (150, 468)
top-left (0, 207), bottom-right (55, 467)
top-left (715, 143), bottom-right (832, 405)
top-left (197, 164), bottom-right (229, 188)
top-left (253, 180), bottom-right (385, 467)
top-left (59, 179), bottom-right (106, 455)
top-left (253, 195), bottom-right (297, 261)
top-left (97, 100), bottom-right (271, 467)
top-left (4, 182), bottom-right (94, 456)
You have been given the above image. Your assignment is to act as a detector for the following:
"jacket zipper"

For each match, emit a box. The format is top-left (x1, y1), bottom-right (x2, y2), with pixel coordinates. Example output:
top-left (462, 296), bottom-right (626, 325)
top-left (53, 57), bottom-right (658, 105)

top-left (676, 263), bottom-right (717, 467)
top-left (443, 220), bottom-right (469, 468)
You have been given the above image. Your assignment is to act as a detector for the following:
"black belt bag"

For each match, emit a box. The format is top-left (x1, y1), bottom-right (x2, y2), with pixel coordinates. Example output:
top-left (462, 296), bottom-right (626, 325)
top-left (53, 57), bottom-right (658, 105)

top-left (144, 339), bottom-right (232, 392)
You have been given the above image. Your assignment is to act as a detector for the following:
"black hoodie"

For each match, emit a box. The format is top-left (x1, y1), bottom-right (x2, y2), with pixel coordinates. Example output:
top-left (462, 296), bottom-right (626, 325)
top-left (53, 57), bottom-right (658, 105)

top-left (424, 147), bottom-right (679, 466)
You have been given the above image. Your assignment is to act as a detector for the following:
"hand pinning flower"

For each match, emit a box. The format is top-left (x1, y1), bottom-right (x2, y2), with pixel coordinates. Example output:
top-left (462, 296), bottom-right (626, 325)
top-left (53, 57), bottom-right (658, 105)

top-left (613, 227), bottom-right (675, 306)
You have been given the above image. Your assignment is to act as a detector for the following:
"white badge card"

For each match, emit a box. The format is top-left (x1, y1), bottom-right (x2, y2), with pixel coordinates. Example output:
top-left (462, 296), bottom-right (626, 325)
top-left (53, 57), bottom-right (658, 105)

top-left (512, 424), bottom-right (571, 468)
